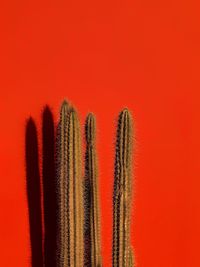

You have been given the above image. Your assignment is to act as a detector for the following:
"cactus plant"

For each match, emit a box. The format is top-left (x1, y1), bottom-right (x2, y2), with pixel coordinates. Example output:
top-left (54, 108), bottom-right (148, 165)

top-left (112, 108), bottom-right (134, 267)
top-left (84, 113), bottom-right (102, 267)
top-left (56, 101), bottom-right (84, 267)
top-left (26, 101), bottom-right (135, 267)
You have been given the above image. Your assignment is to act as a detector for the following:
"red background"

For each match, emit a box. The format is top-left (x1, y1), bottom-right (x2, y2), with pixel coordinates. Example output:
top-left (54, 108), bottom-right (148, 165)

top-left (0, 0), bottom-right (199, 266)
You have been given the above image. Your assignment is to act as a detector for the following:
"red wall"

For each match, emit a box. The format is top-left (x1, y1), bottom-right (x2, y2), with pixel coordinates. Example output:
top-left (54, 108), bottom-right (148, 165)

top-left (0, 0), bottom-right (199, 266)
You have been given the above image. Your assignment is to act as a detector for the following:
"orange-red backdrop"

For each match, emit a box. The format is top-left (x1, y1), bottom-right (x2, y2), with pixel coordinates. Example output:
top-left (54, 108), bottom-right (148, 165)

top-left (0, 0), bottom-right (199, 266)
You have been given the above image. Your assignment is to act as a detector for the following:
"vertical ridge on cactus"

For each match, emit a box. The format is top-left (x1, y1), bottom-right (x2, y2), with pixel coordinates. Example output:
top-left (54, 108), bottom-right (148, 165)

top-left (56, 101), bottom-right (84, 267)
top-left (128, 248), bottom-right (134, 267)
top-left (112, 108), bottom-right (134, 267)
top-left (85, 113), bottom-right (102, 267)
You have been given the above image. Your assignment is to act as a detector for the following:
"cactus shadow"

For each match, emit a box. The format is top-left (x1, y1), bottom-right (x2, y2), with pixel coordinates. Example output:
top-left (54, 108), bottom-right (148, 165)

top-left (42, 106), bottom-right (57, 267)
top-left (25, 106), bottom-right (57, 267)
top-left (25, 118), bottom-right (43, 267)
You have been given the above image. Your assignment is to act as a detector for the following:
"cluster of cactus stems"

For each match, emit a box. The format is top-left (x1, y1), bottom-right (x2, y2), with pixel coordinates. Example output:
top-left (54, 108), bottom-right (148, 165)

top-left (25, 99), bottom-right (134, 267)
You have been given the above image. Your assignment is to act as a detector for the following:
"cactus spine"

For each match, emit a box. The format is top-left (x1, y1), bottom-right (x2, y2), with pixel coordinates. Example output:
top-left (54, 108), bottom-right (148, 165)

top-left (85, 113), bottom-right (102, 267)
top-left (112, 109), bottom-right (134, 267)
top-left (56, 101), bottom-right (84, 267)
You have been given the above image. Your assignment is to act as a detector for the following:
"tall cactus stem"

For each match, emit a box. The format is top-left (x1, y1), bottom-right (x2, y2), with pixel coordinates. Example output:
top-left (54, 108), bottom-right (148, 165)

top-left (56, 101), bottom-right (84, 267)
top-left (85, 113), bottom-right (102, 267)
top-left (56, 100), bottom-right (70, 267)
top-left (112, 108), bottom-right (134, 267)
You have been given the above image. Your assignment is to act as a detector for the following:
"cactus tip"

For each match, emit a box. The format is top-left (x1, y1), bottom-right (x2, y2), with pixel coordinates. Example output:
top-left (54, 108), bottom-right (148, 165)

top-left (69, 107), bottom-right (79, 122)
top-left (60, 100), bottom-right (70, 117)
top-left (85, 113), bottom-right (96, 144)
top-left (62, 99), bottom-right (68, 105)
top-left (121, 107), bottom-right (131, 116)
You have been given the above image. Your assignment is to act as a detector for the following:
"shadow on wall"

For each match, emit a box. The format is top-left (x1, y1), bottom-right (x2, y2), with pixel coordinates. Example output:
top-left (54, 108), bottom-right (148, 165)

top-left (25, 106), bottom-right (57, 267)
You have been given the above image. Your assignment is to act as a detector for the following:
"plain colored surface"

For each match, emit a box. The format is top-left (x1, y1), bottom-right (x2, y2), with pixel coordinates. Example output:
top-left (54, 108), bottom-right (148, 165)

top-left (0, 0), bottom-right (199, 266)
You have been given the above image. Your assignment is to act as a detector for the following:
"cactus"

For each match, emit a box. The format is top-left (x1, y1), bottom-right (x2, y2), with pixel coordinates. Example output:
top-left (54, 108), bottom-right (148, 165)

top-left (56, 100), bottom-right (69, 267)
top-left (26, 101), bottom-right (135, 267)
top-left (112, 108), bottom-right (134, 267)
top-left (84, 113), bottom-right (102, 267)
top-left (56, 101), bottom-right (84, 267)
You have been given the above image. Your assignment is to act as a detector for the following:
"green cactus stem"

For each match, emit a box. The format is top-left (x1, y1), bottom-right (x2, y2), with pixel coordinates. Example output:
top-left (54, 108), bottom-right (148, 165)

top-left (56, 101), bottom-right (84, 267)
top-left (112, 108), bottom-right (134, 267)
top-left (84, 113), bottom-right (102, 267)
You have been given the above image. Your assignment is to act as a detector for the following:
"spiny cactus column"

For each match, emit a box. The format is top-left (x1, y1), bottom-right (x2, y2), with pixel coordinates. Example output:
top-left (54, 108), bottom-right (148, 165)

top-left (85, 113), bottom-right (102, 267)
top-left (56, 101), bottom-right (69, 267)
top-left (112, 108), bottom-right (134, 267)
top-left (56, 101), bottom-right (84, 267)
